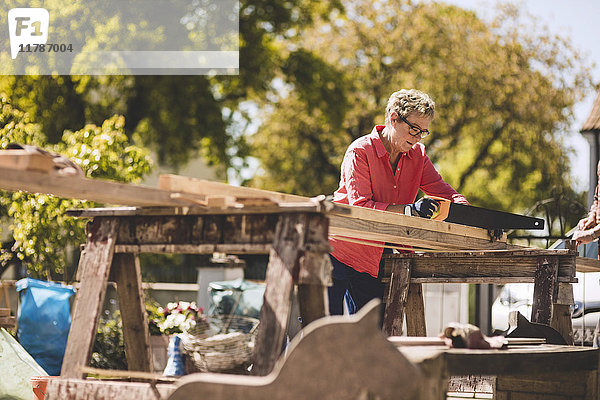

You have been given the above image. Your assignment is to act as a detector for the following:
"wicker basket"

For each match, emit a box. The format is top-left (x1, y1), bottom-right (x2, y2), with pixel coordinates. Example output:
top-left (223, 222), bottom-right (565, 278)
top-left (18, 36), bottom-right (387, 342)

top-left (180, 315), bottom-right (259, 373)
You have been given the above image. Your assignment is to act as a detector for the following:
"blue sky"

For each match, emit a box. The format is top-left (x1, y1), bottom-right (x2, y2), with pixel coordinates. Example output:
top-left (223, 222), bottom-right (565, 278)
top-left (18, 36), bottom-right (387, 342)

top-left (442, 0), bottom-right (600, 194)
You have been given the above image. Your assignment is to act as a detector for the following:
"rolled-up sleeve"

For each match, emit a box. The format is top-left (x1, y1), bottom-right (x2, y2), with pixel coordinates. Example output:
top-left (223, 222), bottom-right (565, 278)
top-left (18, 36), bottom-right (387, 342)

top-left (419, 156), bottom-right (469, 204)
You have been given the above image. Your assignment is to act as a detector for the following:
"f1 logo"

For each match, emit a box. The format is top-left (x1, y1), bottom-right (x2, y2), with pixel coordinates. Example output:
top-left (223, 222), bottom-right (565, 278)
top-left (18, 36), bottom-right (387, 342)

top-left (7, 8), bottom-right (49, 59)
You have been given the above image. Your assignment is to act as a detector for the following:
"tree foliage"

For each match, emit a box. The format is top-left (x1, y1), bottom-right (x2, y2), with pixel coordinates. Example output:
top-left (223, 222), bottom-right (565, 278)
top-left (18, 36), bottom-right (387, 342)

top-left (0, 0), bottom-right (343, 173)
top-left (248, 0), bottom-right (593, 226)
top-left (0, 96), bottom-right (152, 279)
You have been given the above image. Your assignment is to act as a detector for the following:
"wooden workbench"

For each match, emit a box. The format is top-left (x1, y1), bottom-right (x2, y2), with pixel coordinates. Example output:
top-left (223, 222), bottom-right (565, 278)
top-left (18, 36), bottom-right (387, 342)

top-left (381, 249), bottom-right (579, 344)
top-left (59, 204), bottom-right (332, 380)
top-left (8, 166), bottom-right (592, 399)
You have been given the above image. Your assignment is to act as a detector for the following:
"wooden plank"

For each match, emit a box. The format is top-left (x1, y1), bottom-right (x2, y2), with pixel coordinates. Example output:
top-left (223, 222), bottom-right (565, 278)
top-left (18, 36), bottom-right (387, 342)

top-left (251, 213), bottom-right (307, 376)
top-left (61, 218), bottom-right (117, 379)
top-left (531, 256), bottom-right (558, 326)
top-left (296, 214), bottom-right (331, 327)
top-left (437, 345), bottom-right (600, 376)
top-left (576, 256), bottom-right (600, 273)
top-left (80, 366), bottom-right (176, 381)
top-left (0, 166), bottom-right (207, 207)
top-left (113, 214), bottom-right (278, 247)
top-left (296, 214), bottom-right (331, 286)
top-left (329, 203), bottom-right (504, 241)
top-left (0, 315), bottom-right (16, 328)
top-left (383, 251), bottom-right (576, 282)
top-left (110, 253), bottom-right (153, 372)
top-left (329, 215), bottom-right (509, 251)
top-left (66, 203), bottom-right (323, 217)
top-left (45, 378), bottom-right (175, 400)
top-left (406, 283), bottom-right (427, 336)
top-left (158, 174), bottom-right (308, 202)
top-left (0, 283), bottom-right (11, 309)
top-left (382, 258), bottom-right (412, 336)
top-left (0, 150), bottom-right (54, 172)
top-left (496, 371), bottom-right (589, 396)
top-left (297, 285), bottom-right (328, 328)
top-left (114, 244), bottom-right (271, 254)
top-left (406, 277), bottom-right (571, 284)
top-left (551, 304), bottom-right (574, 346)
top-left (551, 283), bottom-right (575, 345)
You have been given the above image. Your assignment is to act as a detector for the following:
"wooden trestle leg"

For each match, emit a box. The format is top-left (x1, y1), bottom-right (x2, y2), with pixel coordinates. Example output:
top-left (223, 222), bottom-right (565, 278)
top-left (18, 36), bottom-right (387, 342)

top-left (61, 218), bottom-right (118, 379)
top-left (111, 252), bottom-right (153, 372)
top-left (252, 213), bottom-right (330, 376)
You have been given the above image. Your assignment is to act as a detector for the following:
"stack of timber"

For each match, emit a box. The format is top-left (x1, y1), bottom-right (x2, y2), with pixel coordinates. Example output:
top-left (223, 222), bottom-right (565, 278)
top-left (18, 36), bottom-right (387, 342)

top-left (157, 174), bottom-right (510, 251)
top-left (1, 150), bottom-right (600, 265)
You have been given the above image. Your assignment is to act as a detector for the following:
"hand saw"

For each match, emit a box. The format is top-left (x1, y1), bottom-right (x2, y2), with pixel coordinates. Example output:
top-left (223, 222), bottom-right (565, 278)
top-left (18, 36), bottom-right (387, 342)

top-left (427, 196), bottom-right (544, 230)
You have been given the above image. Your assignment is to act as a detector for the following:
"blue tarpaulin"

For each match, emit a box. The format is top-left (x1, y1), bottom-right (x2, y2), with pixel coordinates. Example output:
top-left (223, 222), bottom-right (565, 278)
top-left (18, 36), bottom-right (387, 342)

top-left (16, 278), bottom-right (76, 375)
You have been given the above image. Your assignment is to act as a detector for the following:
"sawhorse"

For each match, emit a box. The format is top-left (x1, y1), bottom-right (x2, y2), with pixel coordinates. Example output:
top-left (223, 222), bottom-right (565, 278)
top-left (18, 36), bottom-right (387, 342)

top-left (381, 249), bottom-right (578, 344)
top-left (59, 205), bottom-right (331, 380)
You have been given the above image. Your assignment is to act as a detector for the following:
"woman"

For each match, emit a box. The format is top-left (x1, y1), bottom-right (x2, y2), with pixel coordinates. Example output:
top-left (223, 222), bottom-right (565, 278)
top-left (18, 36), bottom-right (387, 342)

top-left (328, 89), bottom-right (468, 316)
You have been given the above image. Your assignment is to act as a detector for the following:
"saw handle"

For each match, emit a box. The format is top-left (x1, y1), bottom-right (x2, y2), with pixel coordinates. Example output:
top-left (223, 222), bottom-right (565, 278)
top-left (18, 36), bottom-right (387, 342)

top-left (423, 195), bottom-right (451, 221)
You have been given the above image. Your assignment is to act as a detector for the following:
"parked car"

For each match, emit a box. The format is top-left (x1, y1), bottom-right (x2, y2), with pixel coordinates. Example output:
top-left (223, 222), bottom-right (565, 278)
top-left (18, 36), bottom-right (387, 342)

top-left (491, 271), bottom-right (600, 346)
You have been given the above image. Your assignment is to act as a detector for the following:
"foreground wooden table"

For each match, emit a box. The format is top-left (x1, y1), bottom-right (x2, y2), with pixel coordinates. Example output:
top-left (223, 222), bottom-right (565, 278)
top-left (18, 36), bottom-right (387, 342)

top-left (398, 343), bottom-right (599, 399)
top-left (59, 204), bottom-right (332, 379)
top-left (47, 302), bottom-right (600, 400)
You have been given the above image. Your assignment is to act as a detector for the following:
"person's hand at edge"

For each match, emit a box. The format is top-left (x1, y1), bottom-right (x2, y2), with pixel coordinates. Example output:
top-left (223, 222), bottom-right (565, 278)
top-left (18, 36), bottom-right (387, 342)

top-left (572, 228), bottom-right (599, 246)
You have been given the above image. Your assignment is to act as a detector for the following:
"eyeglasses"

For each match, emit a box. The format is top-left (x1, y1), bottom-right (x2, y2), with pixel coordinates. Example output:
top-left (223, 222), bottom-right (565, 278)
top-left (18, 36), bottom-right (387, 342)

top-left (396, 113), bottom-right (430, 139)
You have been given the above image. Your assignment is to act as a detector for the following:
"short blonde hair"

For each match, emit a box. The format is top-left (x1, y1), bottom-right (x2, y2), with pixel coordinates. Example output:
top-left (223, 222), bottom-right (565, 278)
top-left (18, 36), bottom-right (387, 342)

top-left (385, 89), bottom-right (435, 126)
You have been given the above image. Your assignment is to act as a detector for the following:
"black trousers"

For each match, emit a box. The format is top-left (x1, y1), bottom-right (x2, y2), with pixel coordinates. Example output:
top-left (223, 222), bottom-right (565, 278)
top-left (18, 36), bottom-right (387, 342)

top-left (327, 249), bottom-right (391, 316)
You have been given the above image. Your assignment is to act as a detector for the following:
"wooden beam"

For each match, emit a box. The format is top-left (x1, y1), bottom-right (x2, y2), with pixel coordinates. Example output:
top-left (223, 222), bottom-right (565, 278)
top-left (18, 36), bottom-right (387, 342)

top-left (551, 283), bottom-right (575, 345)
top-left (114, 243), bottom-right (271, 254)
top-left (531, 256), bottom-right (559, 326)
top-left (252, 213), bottom-right (329, 376)
top-left (575, 256), bottom-right (600, 273)
top-left (382, 258), bottom-right (412, 336)
top-left (66, 203), bottom-right (323, 217)
top-left (329, 214), bottom-right (509, 251)
top-left (158, 174), bottom-right (309, 202)
top-left (46, 378), bottom-right (176, 400)
top-left (111, 214), bottom-right (279, 248)
top-left (383, 250), bottom-right (576, 282)
top-left (329, 203), bottom-right (503, 241)
top-left (296, 214), bottom-right (331, 327)
top-left (252, 214), bottom-right (301, 376)
top-left (110, 253), bottom-right (153, 373)
top-left (61, 218), bottom-right (117, 379)
top-left (441, 345), bottom-right (599, 376)
top-left (0, 150), bottom-right (54, 172)
top-left (0, 166), bottom-right (207, 207)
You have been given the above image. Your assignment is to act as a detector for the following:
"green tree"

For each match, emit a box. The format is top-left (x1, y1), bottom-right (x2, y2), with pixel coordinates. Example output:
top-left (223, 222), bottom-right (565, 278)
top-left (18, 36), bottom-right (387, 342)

top-left (0, 95), bottom-right (152, 279)
top-left (0, 0), bottom-right (342, 173)
top-left (248, 0), bottom-right (593, 225)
